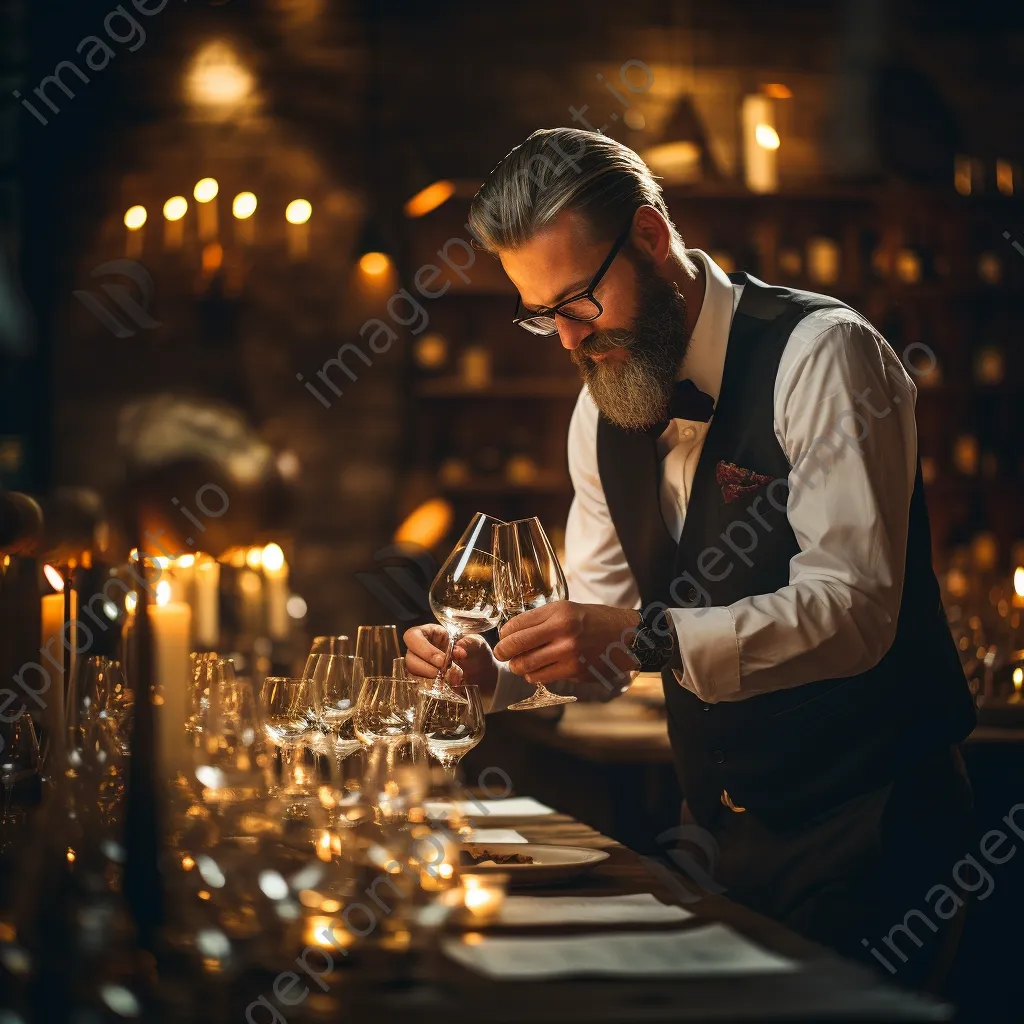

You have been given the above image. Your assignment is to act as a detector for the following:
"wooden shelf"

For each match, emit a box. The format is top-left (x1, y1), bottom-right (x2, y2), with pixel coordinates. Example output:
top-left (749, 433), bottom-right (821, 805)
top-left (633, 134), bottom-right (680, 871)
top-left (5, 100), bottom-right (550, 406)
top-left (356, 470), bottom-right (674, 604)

top-left (416, 377), bottom-right (580, 399)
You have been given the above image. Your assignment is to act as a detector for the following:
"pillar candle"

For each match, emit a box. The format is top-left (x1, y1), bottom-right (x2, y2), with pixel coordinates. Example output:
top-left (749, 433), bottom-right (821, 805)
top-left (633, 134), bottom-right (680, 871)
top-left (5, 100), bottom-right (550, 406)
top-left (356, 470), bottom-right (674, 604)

top-left (264, 563), bottom-right (289, 641)
top-left (287, 221), bottom-right (309, 261)
top-left (151, 602), bottom-right (192, 777)
top-left (742, 93), bottom-right (778, 194)
top-left (41, 593), bottom-right (65, 739)
top-left (194, 560), bottom-right (220, 649)
top-left (197, 200), bottom-right (219, 243)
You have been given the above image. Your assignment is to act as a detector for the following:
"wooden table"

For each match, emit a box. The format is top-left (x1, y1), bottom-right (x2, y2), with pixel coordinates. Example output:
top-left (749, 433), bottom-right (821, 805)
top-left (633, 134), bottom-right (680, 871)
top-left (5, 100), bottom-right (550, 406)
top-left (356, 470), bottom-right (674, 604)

top-left (283, 811), bottom-right (953, 1023)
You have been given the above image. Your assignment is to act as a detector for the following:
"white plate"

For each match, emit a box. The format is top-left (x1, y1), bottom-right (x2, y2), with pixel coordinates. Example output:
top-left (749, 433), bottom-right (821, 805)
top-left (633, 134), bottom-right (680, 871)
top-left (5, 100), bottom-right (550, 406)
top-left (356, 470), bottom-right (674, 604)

top-left (460, 844), bottom-right (610, 888)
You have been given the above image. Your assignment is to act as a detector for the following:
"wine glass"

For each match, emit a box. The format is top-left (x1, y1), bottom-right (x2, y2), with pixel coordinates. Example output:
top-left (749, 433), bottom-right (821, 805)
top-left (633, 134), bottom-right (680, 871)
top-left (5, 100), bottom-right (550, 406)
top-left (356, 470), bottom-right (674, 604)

top-left (418, 684), bottom-right (485, 778)
top-left (308, 652), bottom-right (365, 771)
top-left (259, 676), bottom-right (318, 800)
top-left (424, 512), bottom-right (505, 702)
top-left (353, 676), bottom-right (422, 747)
top-left (1, 713), bottom-right (40, 828)
top-left (492, 517), bottom-right (577, 710)
top-left (196, 659), bottom-right (266, 805)
top-left (302, 636), bottom-right (350, 680)
top-left (355, 625), bottom-right (401, 678)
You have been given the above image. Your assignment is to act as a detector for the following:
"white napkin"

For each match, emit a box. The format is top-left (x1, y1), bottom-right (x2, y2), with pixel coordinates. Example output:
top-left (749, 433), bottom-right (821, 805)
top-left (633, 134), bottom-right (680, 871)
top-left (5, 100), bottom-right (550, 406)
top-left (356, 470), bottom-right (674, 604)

top-left (442, 923), bottom-right (799, 979)
top-left (497, 893), bottom-right (692, 927)
top-left (425, 797), bottom-right (556, 820)
top-left (464, 829), bottom-right (528, 844)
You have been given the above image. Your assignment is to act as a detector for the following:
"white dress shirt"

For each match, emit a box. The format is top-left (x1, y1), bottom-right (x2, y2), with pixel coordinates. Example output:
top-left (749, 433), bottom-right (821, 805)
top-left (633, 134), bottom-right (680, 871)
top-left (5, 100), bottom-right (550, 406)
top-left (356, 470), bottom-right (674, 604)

top-left (491, 250), bottom-right (919, 711)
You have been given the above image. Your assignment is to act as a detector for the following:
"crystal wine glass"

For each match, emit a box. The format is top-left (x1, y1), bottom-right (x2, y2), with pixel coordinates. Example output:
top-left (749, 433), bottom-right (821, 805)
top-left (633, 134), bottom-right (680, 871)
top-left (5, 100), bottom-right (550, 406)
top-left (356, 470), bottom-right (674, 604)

top-left (354, 625), bottom-right (401, 678)
top-left (424, 512), bottom-right (504, 702)
top-left (258, 675), bottom-right (318, 803)
top-left (418, 684), bottom-right (485, 778)
top-left (302, 635), bottom-right (350, 679)
top-left (353, 675), bottom-right (422, 747)
top-left (492, 517), bottom-right (577, 710)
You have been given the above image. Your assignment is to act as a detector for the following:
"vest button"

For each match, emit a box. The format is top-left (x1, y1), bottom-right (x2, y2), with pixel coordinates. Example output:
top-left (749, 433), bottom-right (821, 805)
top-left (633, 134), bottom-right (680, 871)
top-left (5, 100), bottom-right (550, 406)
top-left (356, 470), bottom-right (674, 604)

top-left (685, 587), bottom-right (698, 603)
top-left (702, 703), bottom-right (711, 712)
top-left (712, 749), bottom-right (726, 764)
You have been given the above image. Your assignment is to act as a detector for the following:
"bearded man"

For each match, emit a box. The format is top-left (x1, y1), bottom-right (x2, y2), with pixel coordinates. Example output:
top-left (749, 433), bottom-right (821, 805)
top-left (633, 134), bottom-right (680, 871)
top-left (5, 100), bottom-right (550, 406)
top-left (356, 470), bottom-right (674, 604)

top-left (405, 128), bottom-right (976, 989)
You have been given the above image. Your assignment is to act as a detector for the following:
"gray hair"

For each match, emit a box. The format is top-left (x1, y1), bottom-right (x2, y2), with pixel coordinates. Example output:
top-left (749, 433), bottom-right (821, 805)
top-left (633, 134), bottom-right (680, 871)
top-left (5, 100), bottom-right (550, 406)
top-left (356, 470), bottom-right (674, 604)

top-left (468, 127), bottom-right (694, 271)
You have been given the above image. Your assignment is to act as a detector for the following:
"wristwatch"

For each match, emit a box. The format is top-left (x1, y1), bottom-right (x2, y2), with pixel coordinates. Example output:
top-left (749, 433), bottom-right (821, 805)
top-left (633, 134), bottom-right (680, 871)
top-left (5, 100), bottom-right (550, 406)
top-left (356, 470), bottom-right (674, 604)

top-left (628, 606), bottom-right (676, 672)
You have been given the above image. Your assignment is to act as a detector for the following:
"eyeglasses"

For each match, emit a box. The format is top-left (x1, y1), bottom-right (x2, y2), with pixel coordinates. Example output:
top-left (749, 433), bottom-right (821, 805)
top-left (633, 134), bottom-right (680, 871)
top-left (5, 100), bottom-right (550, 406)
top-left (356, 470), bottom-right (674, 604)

top-left (512, 221), bottom-right (633, 336)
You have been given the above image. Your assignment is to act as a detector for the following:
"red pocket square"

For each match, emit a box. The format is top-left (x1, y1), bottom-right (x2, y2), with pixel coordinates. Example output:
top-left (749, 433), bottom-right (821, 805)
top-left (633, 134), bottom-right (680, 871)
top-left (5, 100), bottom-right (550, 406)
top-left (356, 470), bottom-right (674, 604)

top-left (716, 460), bottom-right (773, 503)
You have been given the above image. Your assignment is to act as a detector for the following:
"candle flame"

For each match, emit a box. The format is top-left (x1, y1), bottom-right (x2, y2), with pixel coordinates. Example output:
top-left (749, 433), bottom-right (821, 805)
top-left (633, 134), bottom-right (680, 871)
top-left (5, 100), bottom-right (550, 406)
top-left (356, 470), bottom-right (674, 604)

top-left (359, 251), bottom-right (390, 276)
top-left (286, 199), bottom-right (312, 225)
top-left (261, 543), bottom-right (285, 572)
top-left (163, 196), bottom-right (188, 221)
top-left (124, 205), bottom-right (147, 230)
top-left (156, 580), bottom-right (171, 607)
top-left (43, 564), bottom-right (64, 592)
top-left (755, 124), bottom-right (780, 150)
top-left (1014, 667), bottom-right (1023, 692)
top-left (1014, 567), bottom-right (1024, 599)
top-left (245, 546), bottom-right (263, 570)
top-left (194, 178), bottom-right (219, 203)
top-left (233, 192), bottom-right (257, 219)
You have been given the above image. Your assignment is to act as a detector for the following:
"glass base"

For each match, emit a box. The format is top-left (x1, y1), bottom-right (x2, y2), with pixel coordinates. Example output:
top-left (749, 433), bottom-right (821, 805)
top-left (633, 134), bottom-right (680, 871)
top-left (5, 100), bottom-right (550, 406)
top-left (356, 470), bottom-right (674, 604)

top-left (417, 680), bottom-right (469, 704)
top-left (507, 690), bottom-right (576, 710)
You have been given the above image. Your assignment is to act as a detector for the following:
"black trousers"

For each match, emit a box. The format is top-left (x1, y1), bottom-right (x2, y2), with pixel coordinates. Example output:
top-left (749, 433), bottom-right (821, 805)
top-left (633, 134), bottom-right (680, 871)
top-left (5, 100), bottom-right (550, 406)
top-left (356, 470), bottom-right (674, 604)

top-left (685, 745), bottom-right (975, 991)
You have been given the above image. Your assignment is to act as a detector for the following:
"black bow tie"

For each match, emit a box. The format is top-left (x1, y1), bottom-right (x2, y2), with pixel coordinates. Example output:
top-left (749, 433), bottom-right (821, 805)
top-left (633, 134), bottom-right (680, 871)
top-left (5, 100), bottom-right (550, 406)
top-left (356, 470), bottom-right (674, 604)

top-left (667, 378), bottom-right (715, 423)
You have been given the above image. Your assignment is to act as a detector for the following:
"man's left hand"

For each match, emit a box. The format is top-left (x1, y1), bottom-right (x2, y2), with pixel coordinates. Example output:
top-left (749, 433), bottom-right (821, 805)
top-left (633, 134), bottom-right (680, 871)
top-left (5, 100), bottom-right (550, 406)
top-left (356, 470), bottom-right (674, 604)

top-left (491, 601), bottom-right (640, 685)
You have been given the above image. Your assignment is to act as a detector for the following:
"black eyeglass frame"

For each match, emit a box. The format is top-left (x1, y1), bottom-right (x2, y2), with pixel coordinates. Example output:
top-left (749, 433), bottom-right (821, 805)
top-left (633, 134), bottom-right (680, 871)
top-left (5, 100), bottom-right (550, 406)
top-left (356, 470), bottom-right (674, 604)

top-left (512, 221), bottom-right (634, 335)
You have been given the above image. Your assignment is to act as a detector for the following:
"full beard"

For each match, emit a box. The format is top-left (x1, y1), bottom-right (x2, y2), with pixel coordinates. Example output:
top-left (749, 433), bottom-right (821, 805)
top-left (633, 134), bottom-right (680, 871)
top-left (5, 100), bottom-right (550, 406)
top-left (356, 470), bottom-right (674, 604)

top-left (571, 255), bottom-right (690, 431)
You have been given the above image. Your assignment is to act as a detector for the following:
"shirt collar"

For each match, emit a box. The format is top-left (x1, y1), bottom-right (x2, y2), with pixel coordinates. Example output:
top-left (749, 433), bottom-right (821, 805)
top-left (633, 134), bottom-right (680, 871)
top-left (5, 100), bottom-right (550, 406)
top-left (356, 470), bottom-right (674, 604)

top-left (675, 249), bottom-right (738, 405)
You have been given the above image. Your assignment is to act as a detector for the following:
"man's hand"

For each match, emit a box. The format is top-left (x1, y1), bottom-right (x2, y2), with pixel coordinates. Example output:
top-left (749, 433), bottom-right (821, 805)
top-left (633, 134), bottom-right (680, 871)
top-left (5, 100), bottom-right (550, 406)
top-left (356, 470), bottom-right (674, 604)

top-left (491, 601), bottom-right (640, 686)
top-left (403, 624), bottom-right (499, 696)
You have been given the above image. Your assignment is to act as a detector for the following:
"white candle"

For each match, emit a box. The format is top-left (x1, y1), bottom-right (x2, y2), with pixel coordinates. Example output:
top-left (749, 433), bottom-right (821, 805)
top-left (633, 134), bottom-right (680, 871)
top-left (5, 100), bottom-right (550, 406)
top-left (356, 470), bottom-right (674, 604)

top-left (41, 593), bottom-right (65, 740)
top-left (151, 601), bottom-right (192, 777)
top-left (194, 559), bottom-right (220, 648)
top-left (264, 563), bottom-right (289, 641)
top-left (742, 94), bottom-right (779, 194)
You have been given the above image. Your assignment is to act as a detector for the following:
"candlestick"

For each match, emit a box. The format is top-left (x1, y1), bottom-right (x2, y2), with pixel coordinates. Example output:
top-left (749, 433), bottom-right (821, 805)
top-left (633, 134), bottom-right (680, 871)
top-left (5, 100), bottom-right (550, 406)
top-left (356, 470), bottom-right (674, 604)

top-left (262, 544), bottom-right (289, 641)
top-left (151, 600), bottom-right (192, 777)
top-left (194, 558), bottom-right (220, 649)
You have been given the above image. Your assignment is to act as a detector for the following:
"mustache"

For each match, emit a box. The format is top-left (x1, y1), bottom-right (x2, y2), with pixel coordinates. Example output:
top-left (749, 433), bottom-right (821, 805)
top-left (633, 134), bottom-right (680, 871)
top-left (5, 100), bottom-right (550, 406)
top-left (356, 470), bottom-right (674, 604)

top-left (572, 329), bottom-right (636, 363)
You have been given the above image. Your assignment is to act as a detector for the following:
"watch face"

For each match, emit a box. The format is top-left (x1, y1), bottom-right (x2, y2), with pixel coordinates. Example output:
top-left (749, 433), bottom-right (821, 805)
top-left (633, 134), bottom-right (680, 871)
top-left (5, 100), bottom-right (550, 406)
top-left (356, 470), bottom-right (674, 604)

top-left (634, 628), bottom-right (673, 671)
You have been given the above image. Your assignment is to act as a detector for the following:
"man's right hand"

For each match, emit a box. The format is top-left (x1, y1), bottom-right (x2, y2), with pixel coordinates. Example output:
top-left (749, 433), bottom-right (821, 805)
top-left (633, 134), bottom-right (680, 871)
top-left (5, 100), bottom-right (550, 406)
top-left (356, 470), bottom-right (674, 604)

top-left (403, 624), bottom-right (499, 697)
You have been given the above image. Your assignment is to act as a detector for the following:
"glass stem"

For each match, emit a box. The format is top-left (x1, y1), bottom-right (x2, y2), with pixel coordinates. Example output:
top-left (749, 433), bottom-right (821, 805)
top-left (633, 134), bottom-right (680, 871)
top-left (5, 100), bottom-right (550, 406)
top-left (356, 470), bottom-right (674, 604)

top-left (434, 631), bottom-right (457, 687)
top-left (281, 743), bottom-right (299, 791)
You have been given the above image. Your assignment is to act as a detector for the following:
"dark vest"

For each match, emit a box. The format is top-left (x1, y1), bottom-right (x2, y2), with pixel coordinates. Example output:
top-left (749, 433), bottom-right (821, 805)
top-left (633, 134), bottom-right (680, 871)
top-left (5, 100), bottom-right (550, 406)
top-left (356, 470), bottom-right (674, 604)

top-left (596, 273), bottom-right (976, 829)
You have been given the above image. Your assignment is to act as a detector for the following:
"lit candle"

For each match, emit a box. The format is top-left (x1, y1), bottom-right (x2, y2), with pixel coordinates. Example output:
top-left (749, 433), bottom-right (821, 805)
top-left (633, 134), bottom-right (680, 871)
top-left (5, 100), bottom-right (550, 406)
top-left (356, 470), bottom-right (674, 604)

top-left (741, 94), bottom-right (779, 194)
top-left (194, 558), bottom-right (220, 648)
top-left (459, 873), bottom-right (508, 926)
top-left (124, 205), bottom-right (146, 259)
top-left (286, 199), bottom-right (311, 261)
top-left (232, 191), bottom-right (257, 246)
top-left (262, 543), bottom-right (289, 641)
top-left (194, 178), bottom-right (219, 243)
top-left (41, 592), bottom-right (65, 739)
top-left (163, 196), bottom-right (188, 250)
top-left (1012, 567), bottom-right (1024, 608)
top-left (151, 594), bottom-right (192, 776)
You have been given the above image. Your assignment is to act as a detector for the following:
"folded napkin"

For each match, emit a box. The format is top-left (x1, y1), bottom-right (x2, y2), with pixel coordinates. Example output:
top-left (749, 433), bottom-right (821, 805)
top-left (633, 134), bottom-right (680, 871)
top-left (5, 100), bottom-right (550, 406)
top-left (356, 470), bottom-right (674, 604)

top-left (463, 829), bottom-right (527, 844)
top-left (497, 893), bottom-right (692, 927)
top-left (426, 797), bottom-right (556, 820)
top-left (443, 923), bottom-right (798, 979)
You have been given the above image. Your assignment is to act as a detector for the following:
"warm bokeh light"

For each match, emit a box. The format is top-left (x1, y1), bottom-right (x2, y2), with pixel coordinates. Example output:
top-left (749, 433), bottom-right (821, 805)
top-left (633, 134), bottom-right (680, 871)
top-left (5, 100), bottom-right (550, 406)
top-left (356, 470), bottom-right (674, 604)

top-left (1014, 567), bottom-right (1024, 599)
top-left (755, 124), bottom-right (781, 150)
top-left (124, 205), bottom-right (147, 230)
top-left (359, 251), bottom-right (391, 276)
top-left (43, 564), bottom-right (64, 592)
top-left (233, 191), bottom-right (257, 219)
top-left (186, 41), bottom-right (254, 109)
top-left (245, 546), bottom-right (263, 570)
top-left (762, 83), bottom-right (793, 99)
top-left (996, 159), bottom-right (1014, 196)
top-left (642, 141), bottom-right (702, 180)
top-left (163, 196), bottom-right (188, 221)
top-left (202, 242), bottom-right (223, 273)
top-left (194, 178), bottom-right (219, 203)
top-left (286, 594), bottom-right (307, 619)
top-left (261, 543), bottom-right (285, 572)
top-left (394, 497), bottom-right (454, 548)
top-left (125, 592), bottom-right (138, 614)
top-left (176, 554), bottom-right (196, 569)
top-left (285, 199), bottom-right (312, 225)
top-left (156, 580), bottom-right (171, 607)
top-left (1014, 667), bottom-right (1023, 691)
top-left (403, 180), bottom-right (455, 218)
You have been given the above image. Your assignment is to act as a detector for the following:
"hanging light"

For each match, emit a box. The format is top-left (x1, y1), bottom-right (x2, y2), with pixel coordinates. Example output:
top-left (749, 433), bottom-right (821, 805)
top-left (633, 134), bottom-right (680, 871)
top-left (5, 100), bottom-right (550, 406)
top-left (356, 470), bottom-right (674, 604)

top-left (403, 180), bottom-right (455, 218)
top-left (355, 216), bottom-right (393, 277)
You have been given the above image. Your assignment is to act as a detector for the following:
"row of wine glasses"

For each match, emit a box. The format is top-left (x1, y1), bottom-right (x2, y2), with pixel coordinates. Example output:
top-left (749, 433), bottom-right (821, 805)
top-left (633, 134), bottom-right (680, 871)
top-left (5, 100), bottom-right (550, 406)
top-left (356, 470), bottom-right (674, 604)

top-left (427, 513), bottom-right (576, 710)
